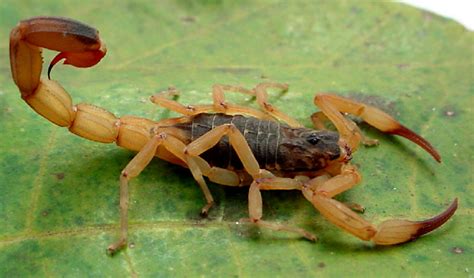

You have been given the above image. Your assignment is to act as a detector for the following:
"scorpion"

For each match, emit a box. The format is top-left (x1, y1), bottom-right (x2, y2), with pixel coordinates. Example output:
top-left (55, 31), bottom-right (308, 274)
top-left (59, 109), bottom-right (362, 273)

top-left (9, 16), bottom-right (458, 255)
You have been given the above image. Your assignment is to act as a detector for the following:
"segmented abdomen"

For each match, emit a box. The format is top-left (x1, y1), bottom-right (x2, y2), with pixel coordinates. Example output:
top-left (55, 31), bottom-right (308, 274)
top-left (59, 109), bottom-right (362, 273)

top-left (176, 113), bottom-right (283, 170)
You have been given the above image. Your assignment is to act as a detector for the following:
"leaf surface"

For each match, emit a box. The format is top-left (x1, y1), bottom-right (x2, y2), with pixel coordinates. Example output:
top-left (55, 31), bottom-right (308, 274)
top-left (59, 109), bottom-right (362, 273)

top-left (0, 1), bottom-right (472, 276)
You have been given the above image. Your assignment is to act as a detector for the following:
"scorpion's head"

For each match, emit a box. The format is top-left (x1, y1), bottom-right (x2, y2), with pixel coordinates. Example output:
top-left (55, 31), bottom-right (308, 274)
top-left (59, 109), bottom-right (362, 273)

top-left (277, 128), bottom-right (352, 172)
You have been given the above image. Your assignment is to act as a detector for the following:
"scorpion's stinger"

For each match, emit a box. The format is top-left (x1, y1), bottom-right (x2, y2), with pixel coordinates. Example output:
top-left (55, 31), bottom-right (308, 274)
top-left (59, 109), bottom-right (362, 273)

top-left (11, 16), bottom-right (107, 92)
top-left (48, 49), bottom-right (106, 79)
top-left (48, 52), bottom-right (66, 79)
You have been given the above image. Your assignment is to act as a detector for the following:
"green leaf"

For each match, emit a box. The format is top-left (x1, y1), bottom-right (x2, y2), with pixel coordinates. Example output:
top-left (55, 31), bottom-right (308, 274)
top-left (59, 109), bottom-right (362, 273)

top-left (0, 1), bottom-right (472, 276)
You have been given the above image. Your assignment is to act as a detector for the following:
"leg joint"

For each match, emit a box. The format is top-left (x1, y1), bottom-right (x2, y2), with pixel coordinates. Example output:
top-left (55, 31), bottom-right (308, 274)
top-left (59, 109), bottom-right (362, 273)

top-left (120, 170), bottom-right (129, 179)
top-left (157, 132), bottom-right (167, 139)
top-left (226, 123), bottom-right (237, 132)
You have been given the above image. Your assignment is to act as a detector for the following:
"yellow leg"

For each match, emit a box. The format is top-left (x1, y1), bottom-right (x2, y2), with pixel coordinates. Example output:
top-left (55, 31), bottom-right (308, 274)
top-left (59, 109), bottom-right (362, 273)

top-left (243, 166), bottom-right (359, 241)
top-left (213, 83), bottom-right (303, 127)
top-left (183, 123), bottom-right (314, 238)
top-left (187, 154), bottom-right (243, 187)
top-left (188, 128), bottom-right (364, 242)
top-left (150, 88), bottom-right (215, 116)
top-left (150, 86), bottom-right (271, 120)
top-left (212, 84), bottom-right (254, 112)
top-left (152, 131), bottom-right (243, 215)
top-left (211, 84), bottom-right (273, 120)
top-left (107, 130), bottom-right (245, 254)
top-left (153, 134), bottom-right (217, 216)
top-left (254, 83), bottom-right (303, 127)
top-left (185, 124), bottom-right (262, 177)
top-left (310, 111), bottom-right (328, 130)
top-left (151, 83), bottom-right (303, 127)
top-left (185, 123), bottom-right (274, 215)
top-left (241, 176), bottom-right (317, 241)
top-left (107, 134), bottom-right (164, 255)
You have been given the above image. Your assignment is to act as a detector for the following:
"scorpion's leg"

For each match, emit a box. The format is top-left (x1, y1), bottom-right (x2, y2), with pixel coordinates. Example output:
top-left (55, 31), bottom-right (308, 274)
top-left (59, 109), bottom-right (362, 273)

top-left (150, 88), bottom-right (214, 116)
top-left (185, 123), bottom-right (266, 186)
top-left (185, 124), bottom-right (317, 239)
top-left (240, 176), bottom-right (318, 241)
top-left (149, 131), bottom-right (240, 215)
top-left (310, 111), bottom-right (328, 130)
top-left (148, 133), bottom-right (217, 216)
top-left (253, 83), bottom-right (303, 127)
top-left (241, 165), bottom-right (360, 241)
top-left (301, 166), bottom-right (458, 245)
top-left (311, 112), bottom-right (378, 146)
top-left (150, 87), bottom-right (271, 120)
top-left (212, 83), bottom-right (302, 127)
top-left (187, 155), bottom-right (247, 215)
top-left (185, 124), bottom-right (268, 213)
top-left (108, 134), bottom-right (165, 255)
top-left (314, 94), bottom-right (441, 162)
top-left (108, 130), bottom-right (241, 253)
top-left (185, 124), bottom-right (262, 177)
top-left (191, 157), bottom-right (242, 187)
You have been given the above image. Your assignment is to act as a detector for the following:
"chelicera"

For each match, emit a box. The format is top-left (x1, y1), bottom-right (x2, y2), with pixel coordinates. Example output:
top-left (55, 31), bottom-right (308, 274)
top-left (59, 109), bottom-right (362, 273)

top-left (9, 16), bottom-right (458, 255)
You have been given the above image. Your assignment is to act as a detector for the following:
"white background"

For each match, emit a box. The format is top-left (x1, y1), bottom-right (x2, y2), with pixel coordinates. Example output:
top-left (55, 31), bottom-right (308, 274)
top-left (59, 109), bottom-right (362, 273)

top-left (401, 0), bottom-right (474, 30)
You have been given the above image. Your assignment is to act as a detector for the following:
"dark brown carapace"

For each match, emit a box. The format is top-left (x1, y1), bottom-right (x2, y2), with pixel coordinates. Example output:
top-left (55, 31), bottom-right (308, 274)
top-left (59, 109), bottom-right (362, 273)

top-left (9, 16), bottom-right (458, 255)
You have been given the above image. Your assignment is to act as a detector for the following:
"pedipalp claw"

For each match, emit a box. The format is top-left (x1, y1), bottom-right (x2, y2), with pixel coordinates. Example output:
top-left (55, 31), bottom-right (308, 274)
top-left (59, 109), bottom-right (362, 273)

top-left (387, 124), bottom-right (441, 162)
top-left (314, 94), bottom-right (442, 162)
top-left (372, 198), bottom-right (458, 245)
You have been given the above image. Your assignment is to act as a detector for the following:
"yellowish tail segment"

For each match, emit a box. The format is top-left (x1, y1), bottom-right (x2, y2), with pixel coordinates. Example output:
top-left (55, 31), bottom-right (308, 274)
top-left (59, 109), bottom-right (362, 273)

top-left (9, 16), bottom-right (157, 153)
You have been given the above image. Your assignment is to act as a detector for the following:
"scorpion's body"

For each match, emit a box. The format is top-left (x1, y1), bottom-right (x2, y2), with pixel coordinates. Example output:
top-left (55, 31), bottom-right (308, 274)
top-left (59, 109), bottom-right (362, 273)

top-left (174, 113), bottom-right (340, 174)
top-left (9, 16), bottom-right (458, 254)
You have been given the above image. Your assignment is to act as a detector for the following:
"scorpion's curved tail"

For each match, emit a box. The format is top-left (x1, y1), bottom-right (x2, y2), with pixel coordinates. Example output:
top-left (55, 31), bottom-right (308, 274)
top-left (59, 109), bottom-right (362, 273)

top-left (10, 16), bottom-right (156, 153)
